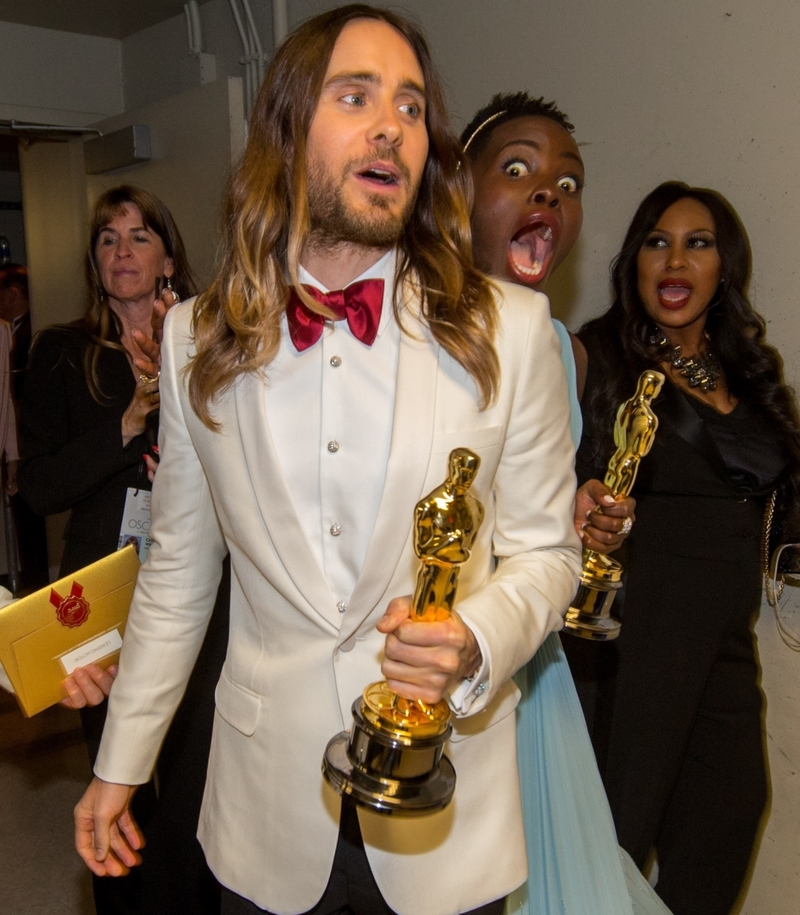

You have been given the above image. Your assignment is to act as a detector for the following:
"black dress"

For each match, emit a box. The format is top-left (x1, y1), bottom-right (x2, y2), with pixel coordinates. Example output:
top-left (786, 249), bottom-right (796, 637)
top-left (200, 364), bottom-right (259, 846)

top-left (568, 332), bottom-right (786, 915)
top-left (18, 323), bottom-right (227, 915)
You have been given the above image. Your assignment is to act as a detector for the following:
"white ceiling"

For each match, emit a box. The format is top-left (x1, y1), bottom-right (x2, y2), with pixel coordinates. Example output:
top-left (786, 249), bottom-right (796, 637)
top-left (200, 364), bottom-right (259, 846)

top-left (0, 0), bottom-right (212, 39)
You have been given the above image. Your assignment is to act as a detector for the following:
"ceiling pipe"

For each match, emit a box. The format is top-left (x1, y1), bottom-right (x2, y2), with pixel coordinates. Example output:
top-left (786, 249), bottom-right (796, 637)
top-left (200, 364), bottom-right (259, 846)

top-left (184, 4), bottom-right (195, 52)
top-left (241, 0), bottom-right (265, 85)
top-left (2, 120), bottom-right (102, 137)
top-left (229, 0), bottom-right (254, 114)
top-left (272, 0), bottom-right (288, 47)
top-left (188, 0), bottom-right (203, 53)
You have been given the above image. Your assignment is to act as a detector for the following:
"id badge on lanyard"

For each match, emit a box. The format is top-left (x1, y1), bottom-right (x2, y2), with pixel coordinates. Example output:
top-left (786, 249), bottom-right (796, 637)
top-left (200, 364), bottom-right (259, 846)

top-left (118, 487), bottom-right (152, 562)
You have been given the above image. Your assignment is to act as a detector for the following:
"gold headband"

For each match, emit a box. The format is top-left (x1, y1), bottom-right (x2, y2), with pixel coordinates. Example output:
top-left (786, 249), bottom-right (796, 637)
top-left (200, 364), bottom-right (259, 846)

top-left (462, 109), bottom-right (507, 152)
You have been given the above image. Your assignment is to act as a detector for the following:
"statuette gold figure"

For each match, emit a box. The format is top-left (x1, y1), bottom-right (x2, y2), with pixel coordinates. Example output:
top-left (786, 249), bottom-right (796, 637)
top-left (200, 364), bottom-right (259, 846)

top-left (564, 370), bottom-right (664, 640)
top-left (323, 448), bottom-right (484, 814)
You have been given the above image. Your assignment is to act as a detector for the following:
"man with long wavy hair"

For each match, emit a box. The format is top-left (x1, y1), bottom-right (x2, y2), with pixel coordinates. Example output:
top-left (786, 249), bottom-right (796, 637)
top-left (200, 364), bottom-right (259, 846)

top-left (74, 6), bottom-right (579, 914)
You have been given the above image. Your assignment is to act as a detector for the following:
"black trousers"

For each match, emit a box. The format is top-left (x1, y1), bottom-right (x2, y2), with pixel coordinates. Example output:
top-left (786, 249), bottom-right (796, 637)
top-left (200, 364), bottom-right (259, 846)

top-left (598, 546), bottom-right (768, 915)
top-left (221, 802), bottom-right (506, 915)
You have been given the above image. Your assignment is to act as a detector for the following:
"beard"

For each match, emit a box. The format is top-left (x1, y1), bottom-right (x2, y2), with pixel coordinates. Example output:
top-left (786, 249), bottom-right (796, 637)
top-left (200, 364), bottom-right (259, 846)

top-left (306, 150), bottom-right (419, 250)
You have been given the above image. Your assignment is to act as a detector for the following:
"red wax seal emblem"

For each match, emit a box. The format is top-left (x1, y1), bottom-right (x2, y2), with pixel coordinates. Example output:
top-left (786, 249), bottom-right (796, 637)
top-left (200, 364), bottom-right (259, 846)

top-left (50, 581), bottom-right (91, 629)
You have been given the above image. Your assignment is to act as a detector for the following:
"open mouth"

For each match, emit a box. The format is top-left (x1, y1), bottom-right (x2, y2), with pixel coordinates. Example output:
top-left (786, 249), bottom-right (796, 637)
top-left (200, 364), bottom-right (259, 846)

top-left (657, 281), bottom-right (693, 309)
top-left (357, 166), bottom-right (400, 187)
top-left (509, 222), bottom-right (555, 283)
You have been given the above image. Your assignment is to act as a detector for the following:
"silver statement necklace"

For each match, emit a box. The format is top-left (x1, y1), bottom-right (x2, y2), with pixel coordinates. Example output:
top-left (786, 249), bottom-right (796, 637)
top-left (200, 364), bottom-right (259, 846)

top-left (649, 327), bottom-right (720, 393)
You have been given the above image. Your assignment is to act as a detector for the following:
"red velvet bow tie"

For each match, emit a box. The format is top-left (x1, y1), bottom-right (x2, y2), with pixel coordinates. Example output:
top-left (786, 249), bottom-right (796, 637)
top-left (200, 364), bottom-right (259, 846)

top-left (287, 279), bottom-right (384, 352)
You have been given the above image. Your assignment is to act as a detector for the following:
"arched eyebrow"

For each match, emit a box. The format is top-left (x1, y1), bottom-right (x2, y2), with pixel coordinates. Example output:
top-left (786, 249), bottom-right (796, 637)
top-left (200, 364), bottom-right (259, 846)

top-left (97, 224), bottom-right (151, 238)
top-left (325, 71), bottom-right (426, 102)
top-left (649, 225), bottom-right (717, 236)
top-left (495, 138), bottom-right (584, 168)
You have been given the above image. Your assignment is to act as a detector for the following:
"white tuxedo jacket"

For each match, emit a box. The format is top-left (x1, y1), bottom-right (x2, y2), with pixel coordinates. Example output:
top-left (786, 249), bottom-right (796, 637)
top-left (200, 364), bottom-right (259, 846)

top-left (96, 278), bottom-right (580, 915)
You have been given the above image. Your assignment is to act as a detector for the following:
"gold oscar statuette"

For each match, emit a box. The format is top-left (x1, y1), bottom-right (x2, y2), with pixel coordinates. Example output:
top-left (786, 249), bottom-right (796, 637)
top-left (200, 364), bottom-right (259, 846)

top-left (322, 448), bottom-right (484, 815)
top-left (564, 370), bottom-right (664, 640)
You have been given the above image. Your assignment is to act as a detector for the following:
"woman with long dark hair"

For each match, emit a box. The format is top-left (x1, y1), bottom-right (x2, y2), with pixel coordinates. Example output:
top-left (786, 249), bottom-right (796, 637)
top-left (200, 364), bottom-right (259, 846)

top-left (577, 181), bottom-right (800, 915)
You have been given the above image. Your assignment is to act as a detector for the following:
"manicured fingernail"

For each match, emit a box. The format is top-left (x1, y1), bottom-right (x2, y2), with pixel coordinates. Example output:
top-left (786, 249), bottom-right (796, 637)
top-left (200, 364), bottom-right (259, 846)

top-left (603, 495), bottom-right (616, 504)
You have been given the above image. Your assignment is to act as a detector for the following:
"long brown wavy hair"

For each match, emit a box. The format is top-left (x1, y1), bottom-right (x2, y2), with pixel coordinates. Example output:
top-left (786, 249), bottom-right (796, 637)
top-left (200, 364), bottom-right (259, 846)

top-left (189, 3), bottom-right (499, 428)
top-left (84, 184), bottom-right (197, 402)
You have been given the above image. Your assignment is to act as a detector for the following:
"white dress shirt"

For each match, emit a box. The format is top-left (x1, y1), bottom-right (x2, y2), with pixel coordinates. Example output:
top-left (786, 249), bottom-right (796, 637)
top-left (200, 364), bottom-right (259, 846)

top-left (264, 250), bottom-right (399, 617)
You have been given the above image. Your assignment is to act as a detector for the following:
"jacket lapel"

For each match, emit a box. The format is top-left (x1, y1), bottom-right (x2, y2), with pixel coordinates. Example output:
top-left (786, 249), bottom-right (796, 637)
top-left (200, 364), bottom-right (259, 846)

top-left (233, 371), bottom-right (341, 632)
top-left (655, 381), bottom-right (731, 483)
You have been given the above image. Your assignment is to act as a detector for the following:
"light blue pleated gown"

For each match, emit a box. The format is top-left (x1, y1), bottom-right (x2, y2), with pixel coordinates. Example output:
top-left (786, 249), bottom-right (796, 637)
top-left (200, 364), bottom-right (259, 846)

top-left (505, 321), bottom-right (671, 915)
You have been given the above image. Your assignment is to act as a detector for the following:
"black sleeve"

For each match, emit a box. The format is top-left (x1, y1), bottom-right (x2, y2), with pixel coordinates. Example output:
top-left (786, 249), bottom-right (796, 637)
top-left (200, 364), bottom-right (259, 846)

top-left (575, 328), bottom-right (613, 485)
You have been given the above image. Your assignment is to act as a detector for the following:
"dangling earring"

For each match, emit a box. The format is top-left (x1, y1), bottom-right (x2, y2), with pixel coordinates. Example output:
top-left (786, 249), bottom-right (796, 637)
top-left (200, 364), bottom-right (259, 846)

top-left (164, 275), bottom-right (180, 304)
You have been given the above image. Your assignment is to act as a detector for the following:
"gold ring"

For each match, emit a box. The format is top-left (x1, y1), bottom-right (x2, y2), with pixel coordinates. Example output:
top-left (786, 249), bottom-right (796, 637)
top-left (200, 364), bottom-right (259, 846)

top-left (139, 371), bottom-right (160, 385)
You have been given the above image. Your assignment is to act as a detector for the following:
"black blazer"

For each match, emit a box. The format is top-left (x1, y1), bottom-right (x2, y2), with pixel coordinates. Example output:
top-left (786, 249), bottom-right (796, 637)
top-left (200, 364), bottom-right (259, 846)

top-left (17, 323), bottom-right (150, 575)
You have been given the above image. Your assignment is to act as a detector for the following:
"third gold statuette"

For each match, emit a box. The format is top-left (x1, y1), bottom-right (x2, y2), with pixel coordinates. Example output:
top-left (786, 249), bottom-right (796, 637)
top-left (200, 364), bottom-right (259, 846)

top-left (564, 370), bottom-right (664, 641)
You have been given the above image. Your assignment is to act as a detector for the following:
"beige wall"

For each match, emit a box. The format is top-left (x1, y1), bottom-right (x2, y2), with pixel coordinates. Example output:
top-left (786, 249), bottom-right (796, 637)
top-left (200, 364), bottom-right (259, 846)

top-left (18, 139), bottom-right (89, 331)
top-left (0, 20), bottom-right (123, 124)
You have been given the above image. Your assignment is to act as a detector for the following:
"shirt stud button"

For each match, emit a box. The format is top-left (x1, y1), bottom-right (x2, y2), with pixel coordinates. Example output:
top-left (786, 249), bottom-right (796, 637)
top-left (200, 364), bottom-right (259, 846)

top-left (337, 600), bottom-right (347, 613)
top-left (330, 523), bottom-right (342, 537)
top-left (330, 355), bottom-right (342, 367)
top-left (327, 440), bottom-right (339, 453)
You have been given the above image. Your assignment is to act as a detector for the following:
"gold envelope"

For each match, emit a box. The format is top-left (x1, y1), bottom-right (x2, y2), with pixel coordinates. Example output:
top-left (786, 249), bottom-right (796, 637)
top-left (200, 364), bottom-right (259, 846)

top-left (0, 545), bottom-right (140, 717)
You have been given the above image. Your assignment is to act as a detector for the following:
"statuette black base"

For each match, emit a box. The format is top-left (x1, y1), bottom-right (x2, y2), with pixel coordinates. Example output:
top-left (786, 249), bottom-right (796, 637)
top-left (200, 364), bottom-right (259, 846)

top-left (563, 575), bottom-right (622, 641)
top-left (322, 698), bottom-right (455, 816)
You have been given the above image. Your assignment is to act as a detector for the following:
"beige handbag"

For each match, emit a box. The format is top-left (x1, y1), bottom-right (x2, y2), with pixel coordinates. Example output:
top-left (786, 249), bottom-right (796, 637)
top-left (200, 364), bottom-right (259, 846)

top-left (763, 491), bottom-right (800, 651)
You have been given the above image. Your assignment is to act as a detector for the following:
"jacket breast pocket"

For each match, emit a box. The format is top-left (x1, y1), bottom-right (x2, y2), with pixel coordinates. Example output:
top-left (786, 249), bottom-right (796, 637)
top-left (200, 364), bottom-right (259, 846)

top-left (431, 424), bottom-right (504, 456)
top-left (215, 670), bottom-right (261, 736)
